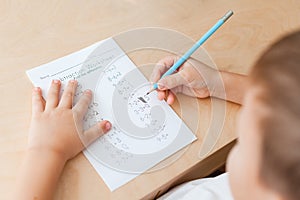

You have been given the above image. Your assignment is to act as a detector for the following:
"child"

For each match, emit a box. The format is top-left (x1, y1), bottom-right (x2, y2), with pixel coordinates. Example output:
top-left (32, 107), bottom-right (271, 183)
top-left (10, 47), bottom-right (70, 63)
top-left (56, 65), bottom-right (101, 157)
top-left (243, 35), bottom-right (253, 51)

top-left (15, 30), bottom-right (300, 200)
top-left (154, 31), bottom-right (300, 200)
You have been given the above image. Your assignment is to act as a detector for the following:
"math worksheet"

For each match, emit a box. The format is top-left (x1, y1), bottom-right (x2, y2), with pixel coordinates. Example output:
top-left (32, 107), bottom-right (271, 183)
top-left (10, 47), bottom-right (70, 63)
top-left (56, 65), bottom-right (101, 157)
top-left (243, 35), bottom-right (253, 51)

top-left (26, 38), bottom-right (197, 191)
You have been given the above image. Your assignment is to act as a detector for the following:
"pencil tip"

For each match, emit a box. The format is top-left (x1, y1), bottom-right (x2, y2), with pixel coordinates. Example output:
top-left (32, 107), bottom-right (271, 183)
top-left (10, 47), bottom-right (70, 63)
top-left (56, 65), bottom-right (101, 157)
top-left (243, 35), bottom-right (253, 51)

top-left (146, 87), bottom-right (155, 95)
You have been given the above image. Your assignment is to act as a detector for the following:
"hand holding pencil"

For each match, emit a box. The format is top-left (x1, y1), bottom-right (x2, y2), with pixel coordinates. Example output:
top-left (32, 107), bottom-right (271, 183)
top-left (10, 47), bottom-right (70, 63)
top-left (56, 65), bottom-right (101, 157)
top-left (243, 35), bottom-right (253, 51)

top-left (149, 56), bottom-right (218, 104)
top-left (148, 10), bottom-right (233, 104)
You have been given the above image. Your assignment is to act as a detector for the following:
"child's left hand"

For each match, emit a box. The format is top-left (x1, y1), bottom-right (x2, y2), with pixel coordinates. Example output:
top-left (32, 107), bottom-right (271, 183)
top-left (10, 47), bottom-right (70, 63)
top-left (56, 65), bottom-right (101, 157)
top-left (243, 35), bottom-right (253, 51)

top-left (28, 79), bottom-right (111, 162)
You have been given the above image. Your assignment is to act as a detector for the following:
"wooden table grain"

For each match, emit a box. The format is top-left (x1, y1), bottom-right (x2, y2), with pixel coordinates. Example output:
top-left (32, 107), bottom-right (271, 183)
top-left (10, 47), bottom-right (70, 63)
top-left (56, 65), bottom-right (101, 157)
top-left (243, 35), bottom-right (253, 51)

top-left (0, 0), bottom-right (299, 199)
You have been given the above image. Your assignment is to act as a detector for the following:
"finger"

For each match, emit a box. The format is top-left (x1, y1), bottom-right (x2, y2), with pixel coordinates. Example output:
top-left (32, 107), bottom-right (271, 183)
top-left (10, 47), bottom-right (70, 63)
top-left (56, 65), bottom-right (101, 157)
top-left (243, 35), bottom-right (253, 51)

top-left (166, 91), bottom-right (176, 105)
top-left (81, 120), bottom-right (111, 147)
top-left (59, 80), bottom-right (77, 108)
top-left (157, 90), bottom-right (166, 101)
top-left (45, 80), bottom-right (61, 110)
top-left (73, 89), bottom-right (92, 119)
top-left (31, 87), bottom-right (45, 115)
top-left (157, 89), bottom-right (176, 104)
top-left (150, 56), bottom-right (178, 82)
top-left (158, 71), bottom-right (188, 90)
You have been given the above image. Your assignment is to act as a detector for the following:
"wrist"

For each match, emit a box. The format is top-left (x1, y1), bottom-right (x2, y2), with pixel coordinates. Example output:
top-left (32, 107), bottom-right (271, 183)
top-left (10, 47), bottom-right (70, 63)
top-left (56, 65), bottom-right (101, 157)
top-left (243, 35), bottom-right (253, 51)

top-left (208, 70), bottom-right (246, 104)
top-left (25, 148), bottom-right (68, 166)
top-left (15, 147), bottom-right (67, 200)
top-left (207, 69), bottom-right (225, 99)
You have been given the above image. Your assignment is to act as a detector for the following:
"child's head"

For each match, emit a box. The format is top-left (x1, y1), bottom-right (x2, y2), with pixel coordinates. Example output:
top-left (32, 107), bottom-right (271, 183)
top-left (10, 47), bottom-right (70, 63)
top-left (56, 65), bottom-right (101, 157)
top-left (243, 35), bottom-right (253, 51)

top-left (227, 31), bottom-right (300, 200)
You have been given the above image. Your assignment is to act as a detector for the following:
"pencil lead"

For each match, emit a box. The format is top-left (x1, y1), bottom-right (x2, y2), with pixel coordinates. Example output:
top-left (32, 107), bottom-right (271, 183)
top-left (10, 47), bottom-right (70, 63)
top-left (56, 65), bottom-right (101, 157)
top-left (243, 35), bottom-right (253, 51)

top-left (146, 87), bottom-right (155, 95)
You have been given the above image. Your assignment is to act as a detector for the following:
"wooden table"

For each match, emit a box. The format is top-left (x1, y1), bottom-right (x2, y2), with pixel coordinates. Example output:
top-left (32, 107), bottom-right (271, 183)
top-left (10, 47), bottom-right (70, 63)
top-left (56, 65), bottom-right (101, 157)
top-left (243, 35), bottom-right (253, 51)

top-left (0, 0), bottom-right (299, 199)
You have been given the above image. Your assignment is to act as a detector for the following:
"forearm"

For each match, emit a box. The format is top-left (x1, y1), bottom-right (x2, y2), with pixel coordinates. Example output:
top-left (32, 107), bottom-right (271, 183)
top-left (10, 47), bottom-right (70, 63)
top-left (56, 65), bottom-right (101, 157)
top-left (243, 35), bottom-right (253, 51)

top-left (15, 150), bottom-right (66, 200)
top-left (211, 71), bottom-right (248, 104)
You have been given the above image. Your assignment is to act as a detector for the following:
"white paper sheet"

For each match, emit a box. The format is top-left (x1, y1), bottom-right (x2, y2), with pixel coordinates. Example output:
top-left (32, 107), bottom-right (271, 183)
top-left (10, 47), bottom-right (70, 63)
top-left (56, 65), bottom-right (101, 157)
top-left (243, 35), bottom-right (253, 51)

top-left (26, 38), bottom-right (197, 191)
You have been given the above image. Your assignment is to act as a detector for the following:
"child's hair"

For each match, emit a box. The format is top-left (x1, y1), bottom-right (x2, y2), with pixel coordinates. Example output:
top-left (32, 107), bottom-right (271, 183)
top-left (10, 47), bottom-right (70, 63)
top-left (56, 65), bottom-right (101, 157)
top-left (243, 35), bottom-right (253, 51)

top-left (250, 30), bottom-right (300, 200)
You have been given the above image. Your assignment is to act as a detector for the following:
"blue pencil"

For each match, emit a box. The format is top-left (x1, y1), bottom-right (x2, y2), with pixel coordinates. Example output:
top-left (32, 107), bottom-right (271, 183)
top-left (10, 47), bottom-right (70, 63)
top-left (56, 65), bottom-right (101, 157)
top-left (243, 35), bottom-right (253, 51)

top-left (146, 10), bottom-right (234, 95)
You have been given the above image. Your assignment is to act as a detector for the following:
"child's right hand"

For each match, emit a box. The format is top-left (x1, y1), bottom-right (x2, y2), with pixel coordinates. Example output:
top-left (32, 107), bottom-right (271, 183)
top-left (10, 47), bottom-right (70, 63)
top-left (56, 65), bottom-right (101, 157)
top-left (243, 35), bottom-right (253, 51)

top-left (150, 56), bottom-right (218, 104)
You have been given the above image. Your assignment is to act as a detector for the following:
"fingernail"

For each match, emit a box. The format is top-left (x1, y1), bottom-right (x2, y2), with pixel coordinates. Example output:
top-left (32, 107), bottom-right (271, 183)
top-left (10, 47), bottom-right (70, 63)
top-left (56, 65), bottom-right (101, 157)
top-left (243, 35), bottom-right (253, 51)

top-left (105, 121), bottom-right (111, 131)
top-left (33, 87), bottom-right (40, 92)
top-left (158, 83), bottom-right (165, 90)
top-left (53, 79), bottom-right (60, 84)
top-left (69, 79), bottom-right (77, 84)
top-left (84, 89), bottom-right (92, 95)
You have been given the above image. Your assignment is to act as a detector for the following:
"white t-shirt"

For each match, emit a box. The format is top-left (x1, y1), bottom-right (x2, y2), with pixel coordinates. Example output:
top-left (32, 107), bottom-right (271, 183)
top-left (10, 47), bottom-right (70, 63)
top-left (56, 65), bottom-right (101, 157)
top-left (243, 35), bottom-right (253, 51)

top-left (157, 173), bottom-right (233, 200)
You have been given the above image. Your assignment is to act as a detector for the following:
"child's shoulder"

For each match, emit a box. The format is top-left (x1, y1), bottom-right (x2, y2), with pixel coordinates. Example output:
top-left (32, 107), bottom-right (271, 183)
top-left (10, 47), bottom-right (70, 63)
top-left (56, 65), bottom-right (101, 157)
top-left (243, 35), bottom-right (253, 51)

top-left (158, 173), bottom-right (233, 200)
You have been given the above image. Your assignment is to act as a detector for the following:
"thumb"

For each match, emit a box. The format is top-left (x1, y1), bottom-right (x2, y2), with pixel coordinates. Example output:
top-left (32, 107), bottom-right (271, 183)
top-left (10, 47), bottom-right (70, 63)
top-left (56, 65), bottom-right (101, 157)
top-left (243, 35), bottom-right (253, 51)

top-left (81, 120), bottom-right (111, 147)
top-left (158, 72), bottom-right (188, 90)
